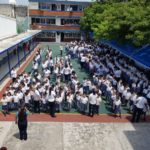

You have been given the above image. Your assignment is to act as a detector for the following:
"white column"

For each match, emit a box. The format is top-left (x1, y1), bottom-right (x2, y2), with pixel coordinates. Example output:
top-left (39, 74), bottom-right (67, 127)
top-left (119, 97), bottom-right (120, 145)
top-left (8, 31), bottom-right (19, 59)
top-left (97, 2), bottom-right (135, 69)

top-left (56, 33), bottom-right (61, 43)
top-left (56, 18), bottom-right (61, 26)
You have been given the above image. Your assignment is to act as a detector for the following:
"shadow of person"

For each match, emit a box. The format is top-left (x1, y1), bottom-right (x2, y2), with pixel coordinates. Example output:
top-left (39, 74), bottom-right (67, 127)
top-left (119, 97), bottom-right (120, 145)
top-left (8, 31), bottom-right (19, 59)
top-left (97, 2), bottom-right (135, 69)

top-left (13, 133), bottom-right (20, 139)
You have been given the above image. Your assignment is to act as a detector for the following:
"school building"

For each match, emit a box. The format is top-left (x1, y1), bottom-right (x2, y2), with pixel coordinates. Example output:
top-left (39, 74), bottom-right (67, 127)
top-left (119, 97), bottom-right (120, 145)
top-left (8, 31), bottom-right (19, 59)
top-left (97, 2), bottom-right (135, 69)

top-left (28, 0), bottom-right (92, 42)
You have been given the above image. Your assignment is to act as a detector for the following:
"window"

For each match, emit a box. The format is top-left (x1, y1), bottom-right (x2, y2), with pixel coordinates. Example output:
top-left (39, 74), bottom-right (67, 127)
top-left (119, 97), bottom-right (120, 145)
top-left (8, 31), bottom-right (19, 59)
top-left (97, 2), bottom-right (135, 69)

top-left (70, 5), bottom-right (78, 11)
top-left (64, 33), bottom-right (81, 38)
top-left (79, 5), bottom-right (82, 11)
top-left (47, 4), bottom-right (51, 10)
top-left (36, 18), bottom-right (40, 23)
top-left (31, 18), bottom-right (36, 24)
top-left (41, 18), bottom-right (45, 24)
top-left (39, 3), bottom-right (51, 10)
top-left (50, 19), bottom-right (55, 25)
top-left (52, 4), bottom-right (57, 11)
top-left (39, 3), bottom-right (47, 9)
top-left (45, 19), bottom-right (56, 25)
top-left (61, 19), bottom-right (80, 25)
top-left (61, 4), bottom-right (65, 11)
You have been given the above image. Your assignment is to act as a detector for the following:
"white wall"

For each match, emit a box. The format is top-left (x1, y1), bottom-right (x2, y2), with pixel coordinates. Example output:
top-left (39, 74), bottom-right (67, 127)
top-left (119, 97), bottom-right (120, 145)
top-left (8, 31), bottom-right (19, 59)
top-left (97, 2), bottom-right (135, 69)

top-left (0, 0), bottom-right (29, 6)
top-left (0, 15), bottom-right (17, 39)
top-left (56, 34), bottom-right (61, 43)
top-left (56, 18), bottom-right (61, 26)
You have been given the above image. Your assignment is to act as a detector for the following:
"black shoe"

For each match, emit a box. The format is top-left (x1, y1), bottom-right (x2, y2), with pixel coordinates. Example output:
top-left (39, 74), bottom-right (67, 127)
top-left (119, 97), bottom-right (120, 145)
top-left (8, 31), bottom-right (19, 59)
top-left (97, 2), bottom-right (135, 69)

top-left (52, 115), bottom-right (56, 118)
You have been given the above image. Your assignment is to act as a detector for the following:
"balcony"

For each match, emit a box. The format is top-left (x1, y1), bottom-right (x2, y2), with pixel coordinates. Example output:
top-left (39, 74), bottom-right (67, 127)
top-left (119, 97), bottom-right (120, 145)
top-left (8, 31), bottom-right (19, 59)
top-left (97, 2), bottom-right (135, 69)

top-left (29, 10), bottom-right (84, 17)
top-left (31, 24), bottom-right (80, 31)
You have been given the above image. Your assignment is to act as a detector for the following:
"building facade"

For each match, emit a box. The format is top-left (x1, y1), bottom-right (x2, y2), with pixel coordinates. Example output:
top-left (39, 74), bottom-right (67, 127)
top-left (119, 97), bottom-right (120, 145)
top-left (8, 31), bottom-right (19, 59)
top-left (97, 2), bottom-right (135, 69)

top-left (29, 0), bottom-right (92, 42)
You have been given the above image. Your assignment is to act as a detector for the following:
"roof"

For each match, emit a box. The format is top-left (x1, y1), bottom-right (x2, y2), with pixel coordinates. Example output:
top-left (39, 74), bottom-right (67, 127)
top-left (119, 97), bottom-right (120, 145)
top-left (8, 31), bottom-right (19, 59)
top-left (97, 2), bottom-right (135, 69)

top-left (29, 0), bottom-right (94, 3)
top-left (101, 40), bottom-right (150, 69)
top-left (0, 30), bottom-right (41, 54)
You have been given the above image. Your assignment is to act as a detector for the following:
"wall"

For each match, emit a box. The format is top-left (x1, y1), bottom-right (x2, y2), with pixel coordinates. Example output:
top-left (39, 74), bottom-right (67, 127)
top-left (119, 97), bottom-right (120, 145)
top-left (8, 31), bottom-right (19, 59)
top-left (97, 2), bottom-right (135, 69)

top-left (0, 15), bottom-right (17, 39)
top-left (0, 0), bottom-right (28, 6)
top-left (0, 4), bottom-right (27, 17)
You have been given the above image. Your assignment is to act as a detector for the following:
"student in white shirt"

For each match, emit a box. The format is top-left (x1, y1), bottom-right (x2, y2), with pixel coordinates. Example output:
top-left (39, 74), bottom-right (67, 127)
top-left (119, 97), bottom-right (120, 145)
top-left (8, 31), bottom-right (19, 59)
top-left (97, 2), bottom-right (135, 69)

top-left (88, 90), bottom-right (97, 117)
top-left (64, 65), bottom-right (70, 82)
top-left (11, 68), bottom-right (17, 82)
top-left (60, 45), bottom-right (63, 56)
top-left (44, 68), bottom-right (51, 79)
top-left (80, 94), bottom-right (88, 114)
top-left (1, 94), bottom-right (9, 116)
top-left (129, 92), bottom-right (137, 111)
top-left (66, 92), bottom-right (73, 111)
top-left (124, 89), bottom-right (131, 106)
top-left (24, 91), bottom-right (31, 110)
top-left (41, 92), bottom-right (47, 112)
top-left (114, 95), bottom-right (122, 118)
top-left (49, 57), bottom-right (54, 74)
top-left (55, 89), bottom-right (64, 112)
top-left (95, 93), bottom-right (102, 115)
top-left (132, 95), bottom-right (148, 122)
top-left (33, 88), bottom-right (41, 113)
top-left (48, 87), bottom-right (56, 117)
top-left (32, 61), bottom-right (38, 74)
top-left (13, 91), bottom-right (19, 110)
top-left (6, 92), bottom-right (13, 110)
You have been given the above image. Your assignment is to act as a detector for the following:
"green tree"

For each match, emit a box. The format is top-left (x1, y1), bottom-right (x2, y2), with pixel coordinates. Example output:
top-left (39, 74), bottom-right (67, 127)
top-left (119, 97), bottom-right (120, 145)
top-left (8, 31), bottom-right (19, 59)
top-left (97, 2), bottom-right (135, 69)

top-left (81, 0), bottom-right (150, 47)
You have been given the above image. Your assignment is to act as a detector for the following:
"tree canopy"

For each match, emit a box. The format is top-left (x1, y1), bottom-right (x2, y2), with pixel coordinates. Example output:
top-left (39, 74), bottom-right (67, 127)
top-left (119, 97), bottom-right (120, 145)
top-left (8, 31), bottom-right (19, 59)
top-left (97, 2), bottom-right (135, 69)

top-left (80, 0), bottom-right (150, 47)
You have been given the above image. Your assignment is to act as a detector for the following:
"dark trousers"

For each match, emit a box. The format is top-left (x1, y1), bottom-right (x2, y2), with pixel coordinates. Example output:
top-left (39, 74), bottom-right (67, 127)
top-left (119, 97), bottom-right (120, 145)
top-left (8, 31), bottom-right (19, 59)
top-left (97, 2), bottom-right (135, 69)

top-left (95, 105), bottom-right (100, 115)
top-left (132, 106), bottom-right (143, 122)
top-left (64, 74), bottom-right (69, 82)
top-left (49, 101), bottom-right (55, 117)
top-left (60, 50), bottom-right (63, 56)
top-left (34, 101), bottom-right (40, 113)
top-left (18, 122), bottom-right (27, 140)
top-left (12, 77), bottom-right (16, 83)
top-left (89, 104), bottom-right (95, 117)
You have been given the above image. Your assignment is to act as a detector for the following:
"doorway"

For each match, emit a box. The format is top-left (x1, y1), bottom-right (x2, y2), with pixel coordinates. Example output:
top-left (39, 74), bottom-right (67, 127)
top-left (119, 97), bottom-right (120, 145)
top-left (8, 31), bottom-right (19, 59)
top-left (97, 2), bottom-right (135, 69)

top-left (61, 32), bottom-right (64, 42)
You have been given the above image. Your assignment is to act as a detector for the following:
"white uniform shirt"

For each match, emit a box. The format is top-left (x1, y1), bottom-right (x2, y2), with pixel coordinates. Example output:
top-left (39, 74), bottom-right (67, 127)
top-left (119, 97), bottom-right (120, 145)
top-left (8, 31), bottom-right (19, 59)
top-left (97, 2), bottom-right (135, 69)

top-left (25, 94), bottom-right (31, 104)
top-left (13, 95), bottom-right (19, 103)
top-left (114, 99), bottom-right (121, 106)
top-left (1, 98), bottom-right (9, 106)
top-left (33, 90), bottom-right (41, 101)
top-left (136, 96), bottom-right (147, 109)
top-left (48, 91), bottom-right (56, 102)
top-left (11, 70), bottom-right (17, 78)
top-left (89, 93), bottom-right (97, 105)
top-left (96, 96), bottom-right (102, 105)
top-left (81, 96), bottom-right (88, 104)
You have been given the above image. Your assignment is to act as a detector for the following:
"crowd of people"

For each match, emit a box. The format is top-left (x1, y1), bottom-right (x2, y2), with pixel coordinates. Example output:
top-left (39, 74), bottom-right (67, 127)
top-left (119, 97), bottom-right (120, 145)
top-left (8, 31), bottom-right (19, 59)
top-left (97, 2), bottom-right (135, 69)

top-left (1, 44), bottom-right (102, 118)
top-left (66, 41), bottom-right (150, 122)
top-left (1, 41), bottom-right (150, 122)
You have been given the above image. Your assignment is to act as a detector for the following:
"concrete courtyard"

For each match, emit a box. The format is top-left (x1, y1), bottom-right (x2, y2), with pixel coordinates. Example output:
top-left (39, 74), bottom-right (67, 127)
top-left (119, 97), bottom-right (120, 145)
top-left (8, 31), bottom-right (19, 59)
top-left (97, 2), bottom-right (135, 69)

top-left (0, 122), bottom-right (150, 150)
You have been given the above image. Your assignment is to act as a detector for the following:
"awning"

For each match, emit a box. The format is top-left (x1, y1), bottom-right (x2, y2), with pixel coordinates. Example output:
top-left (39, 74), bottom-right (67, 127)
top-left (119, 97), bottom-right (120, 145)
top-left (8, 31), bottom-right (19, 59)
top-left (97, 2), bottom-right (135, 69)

top-left (0, 30), bottom-right (41, 54)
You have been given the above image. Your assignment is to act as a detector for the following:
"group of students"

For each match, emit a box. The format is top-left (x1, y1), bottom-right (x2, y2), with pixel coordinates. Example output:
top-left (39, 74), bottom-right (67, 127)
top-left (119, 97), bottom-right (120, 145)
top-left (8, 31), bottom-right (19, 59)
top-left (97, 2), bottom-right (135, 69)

top-left (1, 41), bottom-right (150, 122)
top-left (66, 41), bottom-right (150, 122)
top-left (1, 45), bottom-right (102, 118)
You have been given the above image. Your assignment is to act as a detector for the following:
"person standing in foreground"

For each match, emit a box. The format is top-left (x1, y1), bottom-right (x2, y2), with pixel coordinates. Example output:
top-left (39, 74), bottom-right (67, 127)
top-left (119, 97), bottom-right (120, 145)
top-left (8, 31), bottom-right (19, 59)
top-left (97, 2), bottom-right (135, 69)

top-left (15, 107), bottom-right (28, 140)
